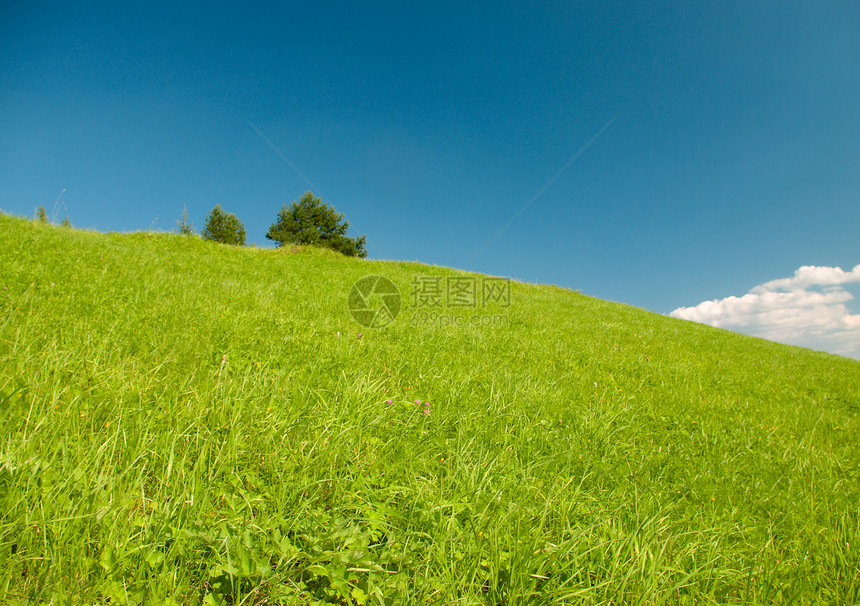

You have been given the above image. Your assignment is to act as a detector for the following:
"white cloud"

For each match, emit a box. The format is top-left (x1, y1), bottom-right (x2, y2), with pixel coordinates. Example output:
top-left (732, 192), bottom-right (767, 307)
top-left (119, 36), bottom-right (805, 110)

top-left (670, 265), bottom-right (860, 360)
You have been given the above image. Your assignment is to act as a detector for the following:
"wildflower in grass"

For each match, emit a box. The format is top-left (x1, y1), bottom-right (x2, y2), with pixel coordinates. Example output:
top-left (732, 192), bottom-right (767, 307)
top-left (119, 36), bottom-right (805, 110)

top-left (357, 332), bottom-right (362, 338)
top-left (386, 399), bottom-right (393, 405)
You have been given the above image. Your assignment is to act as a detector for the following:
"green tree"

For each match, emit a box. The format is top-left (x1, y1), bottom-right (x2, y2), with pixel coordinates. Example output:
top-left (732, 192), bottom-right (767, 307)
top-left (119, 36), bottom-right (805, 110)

top-left (176, 206), bottom-right (194, 235)
top-left (36, 206), bottom-right (48, 223)
top-left (201, 205), bottom-right (246, 246)
top-left (60, 216), bottom-right (71, 228)
top-left (266, 192), bottom-right (367, 258)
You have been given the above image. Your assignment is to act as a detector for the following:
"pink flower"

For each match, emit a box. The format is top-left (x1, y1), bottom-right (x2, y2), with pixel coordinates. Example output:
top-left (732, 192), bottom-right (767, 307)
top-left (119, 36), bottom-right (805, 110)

top-left (423, 408), bottom-right (430, 415)
top-left (415, 399), bottom-right (421, 405)
top-left (386, 399), bottom-right (393, 405)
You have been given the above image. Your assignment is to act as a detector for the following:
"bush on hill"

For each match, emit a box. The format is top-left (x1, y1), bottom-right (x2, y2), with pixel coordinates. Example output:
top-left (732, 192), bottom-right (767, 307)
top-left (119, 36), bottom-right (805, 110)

top-left (175, 206), bottom-right (194, 235)
top-left (266, 191), bottom-right (367, 257)
top-left (201, 205), bottom-right (246, 246)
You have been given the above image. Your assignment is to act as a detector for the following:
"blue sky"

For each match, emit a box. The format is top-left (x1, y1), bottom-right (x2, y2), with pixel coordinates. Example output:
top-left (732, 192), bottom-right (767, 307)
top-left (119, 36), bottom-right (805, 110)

top-left (2, 1), bottom-right (859, 356)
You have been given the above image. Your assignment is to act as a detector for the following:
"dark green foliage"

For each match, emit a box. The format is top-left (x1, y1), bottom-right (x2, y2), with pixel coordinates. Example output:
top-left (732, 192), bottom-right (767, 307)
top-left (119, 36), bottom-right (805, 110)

top-left (60, 216), bottom-right (71, 228)
top-left (175, 206), bottom-right (194, 235)
top-left (201, 205), bottom-right (246, 246)
top-left (266, 191), bottom-right (367, 257)
top-left (36, 206), bottom-right (48, 223)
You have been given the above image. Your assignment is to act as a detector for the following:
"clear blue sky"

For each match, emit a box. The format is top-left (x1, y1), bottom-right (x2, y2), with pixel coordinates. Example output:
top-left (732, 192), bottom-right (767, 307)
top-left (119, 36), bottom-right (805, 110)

top-left (2, 1), bottom-right (859, 331)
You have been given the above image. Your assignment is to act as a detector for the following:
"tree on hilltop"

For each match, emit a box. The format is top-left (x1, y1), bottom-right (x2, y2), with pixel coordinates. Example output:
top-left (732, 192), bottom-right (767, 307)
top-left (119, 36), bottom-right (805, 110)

top-left (202, 205), bottom-right (246, 246)
top-left (266, 192), bottom-right (367, 258)
top-left (176, 206), bottom-right (194, 235)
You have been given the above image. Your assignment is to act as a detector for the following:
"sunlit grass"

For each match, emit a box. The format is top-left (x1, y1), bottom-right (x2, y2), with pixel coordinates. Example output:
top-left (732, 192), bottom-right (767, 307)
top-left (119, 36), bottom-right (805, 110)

top-left (1, 212), bottom-right (858, 604)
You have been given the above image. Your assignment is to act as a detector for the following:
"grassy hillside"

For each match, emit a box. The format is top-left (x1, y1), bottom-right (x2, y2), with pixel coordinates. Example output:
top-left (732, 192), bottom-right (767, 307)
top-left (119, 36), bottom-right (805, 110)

top-left (1, 212), bottom-right (858, 605)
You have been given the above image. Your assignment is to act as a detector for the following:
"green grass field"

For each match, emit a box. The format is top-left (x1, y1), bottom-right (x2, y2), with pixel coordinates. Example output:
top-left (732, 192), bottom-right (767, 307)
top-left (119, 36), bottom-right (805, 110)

top-left (1, 212), bottom-right (858, 605)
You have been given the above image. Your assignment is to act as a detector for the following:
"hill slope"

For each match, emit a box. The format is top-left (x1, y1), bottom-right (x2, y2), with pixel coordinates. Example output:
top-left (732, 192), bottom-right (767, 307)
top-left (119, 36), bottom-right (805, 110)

top-left (1, 212), bottom-right (858, 604)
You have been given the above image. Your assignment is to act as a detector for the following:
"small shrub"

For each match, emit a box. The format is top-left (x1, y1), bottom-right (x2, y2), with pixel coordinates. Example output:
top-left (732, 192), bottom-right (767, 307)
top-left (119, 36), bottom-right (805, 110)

top-left (266, 192), bottom-right (367, 257)
top-left (202, 205), bottom-right (246, 246)
top-left (176, 206), bottom-right (194, 235)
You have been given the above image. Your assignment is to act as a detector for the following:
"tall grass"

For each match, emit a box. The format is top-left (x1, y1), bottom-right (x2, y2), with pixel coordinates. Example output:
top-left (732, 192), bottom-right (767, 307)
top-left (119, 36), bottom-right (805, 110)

top-left (1, 213), bottom-right (858, 604)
